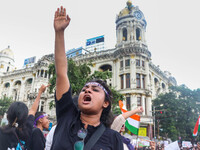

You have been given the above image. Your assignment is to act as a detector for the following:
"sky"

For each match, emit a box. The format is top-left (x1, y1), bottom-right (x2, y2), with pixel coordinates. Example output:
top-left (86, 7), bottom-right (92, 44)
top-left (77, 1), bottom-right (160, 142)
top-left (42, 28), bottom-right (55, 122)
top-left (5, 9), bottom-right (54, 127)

top-left (0, 0), bottom-right (200, 90)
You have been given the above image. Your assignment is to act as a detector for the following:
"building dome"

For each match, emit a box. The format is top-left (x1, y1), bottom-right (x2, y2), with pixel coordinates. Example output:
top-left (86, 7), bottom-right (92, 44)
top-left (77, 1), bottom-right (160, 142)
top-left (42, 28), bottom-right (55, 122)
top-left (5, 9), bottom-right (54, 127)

top-left (117, 1), bottom-right (147, 29)
top-left (0, 46), bottom-right (14, 60)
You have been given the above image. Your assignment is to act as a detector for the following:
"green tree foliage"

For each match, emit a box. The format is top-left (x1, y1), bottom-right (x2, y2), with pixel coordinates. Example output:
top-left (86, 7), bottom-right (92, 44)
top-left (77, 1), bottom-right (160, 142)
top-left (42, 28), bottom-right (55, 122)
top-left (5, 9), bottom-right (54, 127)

top-left (48, 59), bottom-right (124, 111)
top-left (153, 85), bottom-right (200, 141)
top-left (111, 87), bottom-right (124, 115)
top-left (0, 96), bottom-right (13, 121)
top-left (48, 63), bottom-right (56, 93)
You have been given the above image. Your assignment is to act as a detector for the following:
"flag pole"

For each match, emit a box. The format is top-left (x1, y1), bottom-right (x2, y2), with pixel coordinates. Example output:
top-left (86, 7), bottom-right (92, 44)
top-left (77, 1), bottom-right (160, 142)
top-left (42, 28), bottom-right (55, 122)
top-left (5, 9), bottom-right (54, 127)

top-left (135, 134), bottom-right (139, 149)
top-left (135, 120), bottom-right (141, 149)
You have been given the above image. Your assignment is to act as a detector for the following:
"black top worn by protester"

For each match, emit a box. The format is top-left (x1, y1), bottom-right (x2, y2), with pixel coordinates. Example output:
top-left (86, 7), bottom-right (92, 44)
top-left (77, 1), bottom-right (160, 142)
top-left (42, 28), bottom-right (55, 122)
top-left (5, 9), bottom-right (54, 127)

top-left (29, 127), bottom-right (46, 150)
top-left (51, 87), bottom-right (124, 150)
top-left (0, 115), bottom-right (34, 150)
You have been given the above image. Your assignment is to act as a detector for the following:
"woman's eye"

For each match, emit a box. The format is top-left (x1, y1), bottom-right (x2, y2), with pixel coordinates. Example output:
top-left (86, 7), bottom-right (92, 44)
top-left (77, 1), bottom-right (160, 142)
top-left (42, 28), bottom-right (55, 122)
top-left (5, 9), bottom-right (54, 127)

top-left (81, 89), bottom-right (86, 92)
top-left (93, 89), bottom-right (99, 92)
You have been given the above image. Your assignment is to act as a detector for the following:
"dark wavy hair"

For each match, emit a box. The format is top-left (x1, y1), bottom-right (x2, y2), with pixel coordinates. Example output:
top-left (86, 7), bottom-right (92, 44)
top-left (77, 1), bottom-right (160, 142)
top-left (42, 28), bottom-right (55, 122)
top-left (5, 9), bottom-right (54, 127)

top-left (1, 101), bottom-right (29, 141)
top-left (86, 79), bottom-right (114, 127)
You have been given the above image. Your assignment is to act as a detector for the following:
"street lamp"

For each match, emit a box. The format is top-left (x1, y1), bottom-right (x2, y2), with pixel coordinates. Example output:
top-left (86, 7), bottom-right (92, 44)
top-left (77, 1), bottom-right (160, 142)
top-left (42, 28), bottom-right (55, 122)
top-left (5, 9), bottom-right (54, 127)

top-left (153, 104), bottom-right (163, 139)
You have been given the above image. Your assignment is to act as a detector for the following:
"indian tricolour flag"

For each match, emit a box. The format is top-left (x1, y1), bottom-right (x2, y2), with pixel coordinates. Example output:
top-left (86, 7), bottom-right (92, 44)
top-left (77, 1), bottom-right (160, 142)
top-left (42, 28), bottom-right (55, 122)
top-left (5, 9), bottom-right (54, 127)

top-left (193, 116), bottom-right (200, 136)
top-left (119, 100), bottom-right (140, 135)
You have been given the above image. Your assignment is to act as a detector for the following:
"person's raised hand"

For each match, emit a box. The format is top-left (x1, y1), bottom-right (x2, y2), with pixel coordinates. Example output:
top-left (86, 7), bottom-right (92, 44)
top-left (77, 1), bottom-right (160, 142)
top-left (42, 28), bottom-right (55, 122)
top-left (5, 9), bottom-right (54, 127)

top-left (136, 106), bottom-right (144, 113)
top-left (197, 142), bottom-right (200, 150)
top-left (150, 141), bottom-right (156, 150)
top-left (39, 84), bottom-right (51, 93)
top-left (54, 6), bottom-right (71, 32)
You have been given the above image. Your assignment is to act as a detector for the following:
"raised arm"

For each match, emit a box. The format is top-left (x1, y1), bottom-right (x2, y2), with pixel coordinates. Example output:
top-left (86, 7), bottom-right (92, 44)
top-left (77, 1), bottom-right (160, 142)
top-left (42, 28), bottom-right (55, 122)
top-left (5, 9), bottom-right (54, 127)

top-left (122, 106), bottom-right (143, 119)
top-left (54, 6), bottom-right (71, 100)
top-left (111, 106), bottom-right (143, 132)
top-left (29, 84), bottom-right (50, 115)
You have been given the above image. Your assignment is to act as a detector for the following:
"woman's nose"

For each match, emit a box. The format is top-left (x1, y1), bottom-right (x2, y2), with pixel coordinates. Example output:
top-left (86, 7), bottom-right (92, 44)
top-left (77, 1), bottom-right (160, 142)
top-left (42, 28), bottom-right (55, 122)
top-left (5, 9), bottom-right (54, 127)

top-left (85, 88), bottom-right (91, 93)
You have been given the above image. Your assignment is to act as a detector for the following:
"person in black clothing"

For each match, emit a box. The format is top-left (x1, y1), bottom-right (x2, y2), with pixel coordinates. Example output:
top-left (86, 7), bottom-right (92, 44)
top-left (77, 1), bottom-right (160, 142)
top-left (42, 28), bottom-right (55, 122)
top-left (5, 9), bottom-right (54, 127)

top-left (0, 84), bottom-right (49, 150)
top-left (29, 111), bottom-right (50, 150)
top-left (51, 6), bottom-right (123, 150)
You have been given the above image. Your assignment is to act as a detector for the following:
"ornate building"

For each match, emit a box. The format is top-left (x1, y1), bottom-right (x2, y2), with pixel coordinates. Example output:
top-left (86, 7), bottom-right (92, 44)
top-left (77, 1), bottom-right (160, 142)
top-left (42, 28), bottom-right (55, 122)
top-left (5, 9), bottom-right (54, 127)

top-left (0, 50), bottom-right (56, 119)
top-left (72, 1), bottom-right (177, 137)
top-left (0, 1), bottom-right (176, 137)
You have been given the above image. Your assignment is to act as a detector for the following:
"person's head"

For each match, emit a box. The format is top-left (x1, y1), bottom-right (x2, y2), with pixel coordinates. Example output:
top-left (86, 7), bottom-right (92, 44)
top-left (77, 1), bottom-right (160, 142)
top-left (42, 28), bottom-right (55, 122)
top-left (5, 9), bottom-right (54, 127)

top-left (34, 112), bottom-right (49, 130)
top-left (7, 101), bottom-right (28, 128)
top-left (78, 79), bottom-right (113, 127)
top-left (1, 102), bottom-right (30, 141)
top-left (120, 124), bottom-right (125, 133)
top-left (113, 114), bottom-right (125, 133)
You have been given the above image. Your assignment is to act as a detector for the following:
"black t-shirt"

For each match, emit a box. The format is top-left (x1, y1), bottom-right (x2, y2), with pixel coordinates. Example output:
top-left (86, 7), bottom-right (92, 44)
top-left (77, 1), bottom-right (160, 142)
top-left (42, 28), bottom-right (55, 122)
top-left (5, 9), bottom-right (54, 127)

top-left (29, 127), bottom-right (46, 150)
top-left (51, 87), bottom-right (124, 150)
top-left (0, 115), bottom-right (34, 150)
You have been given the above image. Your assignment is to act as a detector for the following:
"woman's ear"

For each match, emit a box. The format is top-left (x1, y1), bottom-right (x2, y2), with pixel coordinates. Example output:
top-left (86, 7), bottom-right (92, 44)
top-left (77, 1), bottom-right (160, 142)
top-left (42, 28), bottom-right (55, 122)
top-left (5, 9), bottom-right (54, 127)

top-left (39, 118), bottom-right (43, 123)
top-left (103, 101), bottom-right (109, 108)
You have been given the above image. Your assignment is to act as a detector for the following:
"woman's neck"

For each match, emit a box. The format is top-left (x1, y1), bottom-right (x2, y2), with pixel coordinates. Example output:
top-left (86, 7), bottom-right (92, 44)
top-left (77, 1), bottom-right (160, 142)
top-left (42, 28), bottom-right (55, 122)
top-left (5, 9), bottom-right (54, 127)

top-left (80, 113), bottom-right (101, 129)
top-left (36, 124), bottom-right (43, 132)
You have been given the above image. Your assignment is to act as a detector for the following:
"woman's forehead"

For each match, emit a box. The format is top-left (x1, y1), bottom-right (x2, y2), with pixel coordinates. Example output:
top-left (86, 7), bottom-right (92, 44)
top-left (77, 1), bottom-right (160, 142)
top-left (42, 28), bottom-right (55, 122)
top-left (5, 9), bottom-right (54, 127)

top-left (84, 84), bottom-right (101, 89)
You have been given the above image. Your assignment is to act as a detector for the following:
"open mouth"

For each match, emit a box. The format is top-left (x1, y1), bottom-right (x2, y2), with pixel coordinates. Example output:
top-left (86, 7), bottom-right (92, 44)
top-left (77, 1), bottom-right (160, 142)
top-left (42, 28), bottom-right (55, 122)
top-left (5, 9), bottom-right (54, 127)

top-left (83, 95), bottom-right (91, 102)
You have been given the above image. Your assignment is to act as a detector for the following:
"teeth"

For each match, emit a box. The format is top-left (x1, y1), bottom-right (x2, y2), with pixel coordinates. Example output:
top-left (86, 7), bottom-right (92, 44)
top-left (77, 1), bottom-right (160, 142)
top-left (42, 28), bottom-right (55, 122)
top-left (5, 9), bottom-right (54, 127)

top-left (84, 95), bottom-right (91, 101)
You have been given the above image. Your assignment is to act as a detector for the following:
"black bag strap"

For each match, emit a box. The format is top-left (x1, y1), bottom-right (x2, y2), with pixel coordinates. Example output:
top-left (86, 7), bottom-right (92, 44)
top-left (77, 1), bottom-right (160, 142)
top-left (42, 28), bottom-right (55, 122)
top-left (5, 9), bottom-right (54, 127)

top-left (13, 129), bottom-right (25, 150)
top-left (84, 124), bottom-right (106, 150)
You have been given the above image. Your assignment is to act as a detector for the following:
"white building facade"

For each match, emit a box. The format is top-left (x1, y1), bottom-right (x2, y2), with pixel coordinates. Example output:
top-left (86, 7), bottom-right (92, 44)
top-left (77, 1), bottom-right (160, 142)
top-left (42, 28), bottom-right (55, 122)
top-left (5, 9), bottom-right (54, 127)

top-left (0, 52), bottom-right (56, 120)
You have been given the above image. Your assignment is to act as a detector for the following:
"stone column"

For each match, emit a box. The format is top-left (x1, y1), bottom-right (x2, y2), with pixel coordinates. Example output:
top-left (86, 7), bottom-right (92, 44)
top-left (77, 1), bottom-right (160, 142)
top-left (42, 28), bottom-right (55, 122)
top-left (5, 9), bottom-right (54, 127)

top-left (31, 73), bottom-right (36, 93)
top-left (127, 25), bottom-right (131, 42)
top-left (19, 78), bottom-right (26, 101)
top-left (133, 23), bottom-right (136, 42)
top-left (145, 60), bottom-right (150, 90)
top-left (143, 30), bottom-right (146, 43)
top-left (130, 55), bottom-right (135, 89)
top-left (147, 97), bottom-right (152, 116)
top-left (140, 73), bottom-right (143, 88)
top-left (151, 73), bottom-right (155, 98)
top-left (120, 28), bottom-right (123, 43)
top-left (39, 100), bottom-right (42, 111)
top-left (112, 60), bottom-right (116, 88)
top-left (142, 95), bottom-right (145, 116)
top-left (141, 30), bottom-right (144, 42)
top-left (8, 80), bottom-right (14, 97)
top-left (131, 94), bottom-right (137, 110)
top-left (123, 73), bottom-right (126, 89)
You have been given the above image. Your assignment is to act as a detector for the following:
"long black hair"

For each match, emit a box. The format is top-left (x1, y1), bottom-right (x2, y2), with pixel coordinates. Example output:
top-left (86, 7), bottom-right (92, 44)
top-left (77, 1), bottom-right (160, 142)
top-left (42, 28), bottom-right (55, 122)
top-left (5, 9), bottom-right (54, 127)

top-left (86, 79), bottom-right (114, 127)
top-left (1, 101), bottom-right (29, 141)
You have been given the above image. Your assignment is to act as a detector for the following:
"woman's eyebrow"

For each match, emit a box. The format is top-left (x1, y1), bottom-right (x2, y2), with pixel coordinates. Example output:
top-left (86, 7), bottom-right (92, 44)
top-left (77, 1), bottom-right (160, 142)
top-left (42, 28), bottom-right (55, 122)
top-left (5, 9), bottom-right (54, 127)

top-left (91, 85), bottom-right (101, 89)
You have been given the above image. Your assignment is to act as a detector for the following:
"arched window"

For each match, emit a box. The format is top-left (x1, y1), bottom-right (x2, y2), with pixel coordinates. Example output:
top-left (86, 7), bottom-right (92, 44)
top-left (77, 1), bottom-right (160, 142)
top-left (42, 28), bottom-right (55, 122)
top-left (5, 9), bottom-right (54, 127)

top-left (136, 28), bottom-right (141, 41)
top-left (26, 78), bottom-right (33, 84)
top-left (99, 64), bottom-right (112, 72)
top-left (126, 73), bottom-right (130, 88)
top-left (44, 70), bottom-right (48, 78)
top-left (122, 28), bottom-right (127, 41)
top-left (37, 70), bottom-right (40, 76)
top-left (15, 80), bottom-right (21, 86)
top-left (136, 73), bottom-right (141, 88)
top-left (126, 96), bottom-right (131, 110)
top-left (120, 75), bottom-right (124, 89)
top-left (41, 70), bottom-right (44, 77)
top-left (5, 82), bottom-right (10, 88)
top-left (154, 78), bottom-right (159, 87)
top-left (162, 83), bottom-right (166, 89)
top-left (7, 66), bottom-right (9, 72)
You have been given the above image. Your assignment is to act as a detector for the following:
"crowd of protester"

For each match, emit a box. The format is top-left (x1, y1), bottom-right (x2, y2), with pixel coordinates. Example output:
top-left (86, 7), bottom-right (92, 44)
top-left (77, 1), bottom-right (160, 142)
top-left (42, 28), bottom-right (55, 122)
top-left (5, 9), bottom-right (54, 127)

top-left (1, 5), bottom-right (200, 150)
